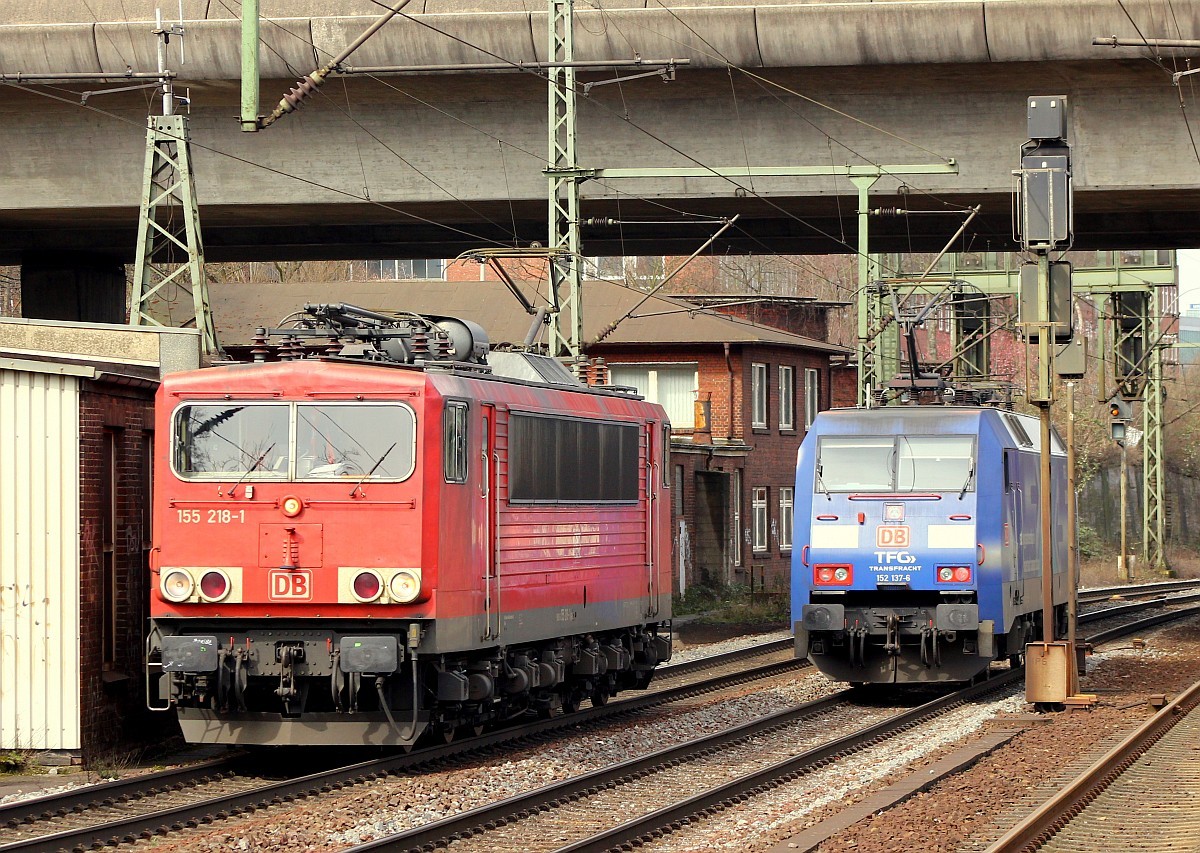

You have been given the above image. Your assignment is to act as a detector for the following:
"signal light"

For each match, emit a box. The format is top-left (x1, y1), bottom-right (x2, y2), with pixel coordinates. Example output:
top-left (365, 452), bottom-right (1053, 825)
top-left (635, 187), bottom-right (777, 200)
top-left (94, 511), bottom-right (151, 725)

top-left (813, 564), bottom-right (852, 586)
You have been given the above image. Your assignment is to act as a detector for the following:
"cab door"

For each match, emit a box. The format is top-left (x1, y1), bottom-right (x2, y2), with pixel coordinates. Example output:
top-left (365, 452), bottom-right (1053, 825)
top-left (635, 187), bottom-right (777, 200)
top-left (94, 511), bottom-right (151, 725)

top-left (481, 404), bottom-right (499, 641)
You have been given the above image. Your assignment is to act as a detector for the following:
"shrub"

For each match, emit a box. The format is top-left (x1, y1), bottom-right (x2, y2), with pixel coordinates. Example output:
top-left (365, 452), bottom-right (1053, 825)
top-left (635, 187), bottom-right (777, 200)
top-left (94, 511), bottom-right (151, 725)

top-left (0, 750), bottom-right (31, 775)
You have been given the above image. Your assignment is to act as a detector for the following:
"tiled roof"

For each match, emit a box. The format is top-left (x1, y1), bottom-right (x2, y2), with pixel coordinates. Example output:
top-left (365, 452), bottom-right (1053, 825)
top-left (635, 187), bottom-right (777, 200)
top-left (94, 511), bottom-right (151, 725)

top-left (208, 278), bottom-right (849, 354)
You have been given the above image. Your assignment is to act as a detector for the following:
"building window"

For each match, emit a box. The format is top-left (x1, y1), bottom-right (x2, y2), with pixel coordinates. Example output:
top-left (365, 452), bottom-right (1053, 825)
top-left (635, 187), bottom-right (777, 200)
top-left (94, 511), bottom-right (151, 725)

top-left (371, 259), bottom-right (445, 280)
top-left (609, 363), bottom-right (697, 428)
top-left (752, 486), bottom-right (768, 552)
top-left (731, 469), bottom-right (742, 568)
top-left (779, 365), bottom-right (795, 430)
top-left (778, 487), bottom-right (793, 551)
top-left (751, 363), bottom-right (768, 428)
top-left (443, 401), bottom-right (469, 483)
top-left (804, 368), bottom-right (820, 428)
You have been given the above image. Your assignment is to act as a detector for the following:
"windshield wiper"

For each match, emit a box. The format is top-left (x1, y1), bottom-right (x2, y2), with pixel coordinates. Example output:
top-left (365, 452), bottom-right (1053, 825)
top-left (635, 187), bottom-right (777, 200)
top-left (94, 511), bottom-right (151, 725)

top-left (958, 457), bottom-right (976, 500)
top-left (221, 442), bottom-right (276, 498)
top-left (815, 463), bottom-right (831, 501)
top-left (350, 442), bottom-right (398, 498)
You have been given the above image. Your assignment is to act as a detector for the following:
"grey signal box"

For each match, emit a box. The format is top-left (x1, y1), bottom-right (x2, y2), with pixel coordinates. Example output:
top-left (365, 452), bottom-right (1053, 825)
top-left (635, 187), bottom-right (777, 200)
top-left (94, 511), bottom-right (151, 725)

top-left (1019, 154), bottom-right (1071, 247)
top-left (1019, 261), bottom-right (1073, 343)
top-left (1028, 96), bottom-right (1068, 140)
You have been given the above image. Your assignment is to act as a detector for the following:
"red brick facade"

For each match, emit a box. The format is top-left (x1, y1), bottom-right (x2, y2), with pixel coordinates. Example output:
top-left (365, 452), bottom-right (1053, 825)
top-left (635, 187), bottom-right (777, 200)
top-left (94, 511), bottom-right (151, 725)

top-left (595, 342), bottom-right (833, 594)
top-left (77, 379), bottom-right (163, 758)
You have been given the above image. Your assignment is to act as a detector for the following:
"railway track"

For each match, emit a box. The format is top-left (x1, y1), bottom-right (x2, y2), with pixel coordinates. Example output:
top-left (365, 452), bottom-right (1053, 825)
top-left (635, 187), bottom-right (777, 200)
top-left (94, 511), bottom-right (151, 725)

top-left (6, 594), bottom-right (1193, 853)
top-left (343, 673), bottom-right (1019, 853)
top-left (985, 674), bottom-right (1200, 852)
top-left (1077, 578), bottom-right (1200, 606)
top-left (0, 637), bottom-right (800, 853)
top-left (340, 603), bottom-right (1200, 853)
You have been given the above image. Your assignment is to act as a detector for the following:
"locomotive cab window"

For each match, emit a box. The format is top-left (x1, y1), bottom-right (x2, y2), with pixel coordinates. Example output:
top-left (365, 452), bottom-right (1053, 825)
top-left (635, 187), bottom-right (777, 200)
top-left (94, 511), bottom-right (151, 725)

top-left (172, 402), bottom-right (415, 481)
top-left (896, 435), bottom-right (975, 492)
top-left (174, 404), bottom-right (290, 478)
top-left (443, 401), bottom-right (469, 483)
top-left (816, 434), bottom-right (976, 493)
top-left (296, 404), bottom-right (414, 480)
top-left (816, 436), bottom-right (893, 491)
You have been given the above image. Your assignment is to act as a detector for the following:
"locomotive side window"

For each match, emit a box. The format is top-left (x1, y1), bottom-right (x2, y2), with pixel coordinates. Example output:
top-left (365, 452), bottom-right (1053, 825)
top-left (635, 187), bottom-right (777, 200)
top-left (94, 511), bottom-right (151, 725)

top-left (443, 401), bottom-right (469, 483)
top-left (174, 404), bottom-right (290, 478)
top-left (296, 404), bottom-right (415, 480)
top-left (509, 413), bottom-right (638, 503)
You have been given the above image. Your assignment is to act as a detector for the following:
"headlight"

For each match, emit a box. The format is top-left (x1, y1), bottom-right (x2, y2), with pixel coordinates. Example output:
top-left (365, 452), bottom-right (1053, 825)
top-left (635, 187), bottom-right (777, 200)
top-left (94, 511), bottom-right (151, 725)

top-left (388, 569), bottom-right (422, 603)
top-left (162, 569), bottom-right (195, 602)
top-left (281, 495), bottom-right (304, 517)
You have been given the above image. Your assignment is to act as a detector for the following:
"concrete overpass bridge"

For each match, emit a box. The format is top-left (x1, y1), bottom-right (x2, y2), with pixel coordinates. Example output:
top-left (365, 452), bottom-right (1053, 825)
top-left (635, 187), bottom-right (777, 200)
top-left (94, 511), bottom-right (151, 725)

top-left (2, 0), bottom-right (1199, 277)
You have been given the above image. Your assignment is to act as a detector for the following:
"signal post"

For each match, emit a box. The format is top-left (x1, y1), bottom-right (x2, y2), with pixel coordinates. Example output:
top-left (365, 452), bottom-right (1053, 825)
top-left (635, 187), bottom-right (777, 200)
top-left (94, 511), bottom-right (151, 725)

top-left (1014, 96), bottom-right (1090, 707)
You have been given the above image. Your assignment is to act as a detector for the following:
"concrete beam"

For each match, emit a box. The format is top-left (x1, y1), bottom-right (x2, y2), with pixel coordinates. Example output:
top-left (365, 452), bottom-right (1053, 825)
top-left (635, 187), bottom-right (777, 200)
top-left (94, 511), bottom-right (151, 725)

top-left (0, 1), bottom-right (1198, 261)
top-left (4, 1), bottom-right (1200, 77)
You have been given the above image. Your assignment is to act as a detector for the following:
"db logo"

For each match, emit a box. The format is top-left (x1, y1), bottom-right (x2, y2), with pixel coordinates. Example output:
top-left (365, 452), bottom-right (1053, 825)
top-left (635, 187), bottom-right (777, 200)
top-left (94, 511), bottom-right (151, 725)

top-left (269, 569), bottom-right (312, 600)
top-left (876, 526), bottom-right (910, 548)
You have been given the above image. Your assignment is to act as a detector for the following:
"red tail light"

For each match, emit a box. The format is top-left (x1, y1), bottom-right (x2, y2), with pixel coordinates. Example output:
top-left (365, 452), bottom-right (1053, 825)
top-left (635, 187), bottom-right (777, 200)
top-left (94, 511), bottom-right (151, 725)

top-left (813, 564), bottom-right (852, 586)
top-left (937, 566), bottom-right (972, 584)
top-left (199, 570), bottom-right (230, 602)
top-left (352, 570), bottom-right (383, 602)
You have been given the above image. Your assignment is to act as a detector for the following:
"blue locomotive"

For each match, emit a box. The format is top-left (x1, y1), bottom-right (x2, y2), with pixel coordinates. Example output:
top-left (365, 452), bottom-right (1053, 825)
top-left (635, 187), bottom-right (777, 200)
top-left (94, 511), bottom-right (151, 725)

top-left (791, 406), bottom-right (1068, 684)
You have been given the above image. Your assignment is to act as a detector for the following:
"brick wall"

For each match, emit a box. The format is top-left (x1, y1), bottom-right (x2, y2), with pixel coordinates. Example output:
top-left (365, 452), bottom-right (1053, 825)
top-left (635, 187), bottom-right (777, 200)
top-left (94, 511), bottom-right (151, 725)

top-left (77, 380), bottom-right (164, 758)
top-left (604, 342), bottom-right (835, 594)
top-left (731, 344), bottom-right (828, 591)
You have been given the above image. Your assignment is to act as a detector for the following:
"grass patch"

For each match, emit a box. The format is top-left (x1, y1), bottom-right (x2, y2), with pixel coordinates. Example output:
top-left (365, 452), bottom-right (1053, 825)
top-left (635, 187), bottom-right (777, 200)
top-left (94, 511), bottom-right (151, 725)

top-left (673, 582), bottom-right (789, 627)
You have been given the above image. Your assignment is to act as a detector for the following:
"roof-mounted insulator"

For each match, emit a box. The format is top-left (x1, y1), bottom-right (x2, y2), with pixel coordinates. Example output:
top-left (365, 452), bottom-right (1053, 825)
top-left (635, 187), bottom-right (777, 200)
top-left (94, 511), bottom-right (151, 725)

top-left (251, 328), bottom-right (270, 363)
top-left (409, 330), bottom-right (431, 361)
top-left (591, 357), bottom-right (609, 386)
top-left (433, 331), bottom-right (453, 361)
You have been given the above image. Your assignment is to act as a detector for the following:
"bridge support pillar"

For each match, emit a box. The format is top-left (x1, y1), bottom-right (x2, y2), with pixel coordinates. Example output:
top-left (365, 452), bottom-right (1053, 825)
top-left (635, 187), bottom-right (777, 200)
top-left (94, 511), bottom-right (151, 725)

top-left (20, 253), bottom-right (126, 323)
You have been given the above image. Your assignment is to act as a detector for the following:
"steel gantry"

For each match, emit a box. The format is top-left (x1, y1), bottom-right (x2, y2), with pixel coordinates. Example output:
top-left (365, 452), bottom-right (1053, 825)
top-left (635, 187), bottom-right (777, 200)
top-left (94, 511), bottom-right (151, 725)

top-left (128, 112), bottom-right (219, 357)
top-left (128, 13), bottom-right (221, 358)
top-left (861, 254), bottom-right (1176, 573)
top-left (545, 0), bottom-right (584, 360)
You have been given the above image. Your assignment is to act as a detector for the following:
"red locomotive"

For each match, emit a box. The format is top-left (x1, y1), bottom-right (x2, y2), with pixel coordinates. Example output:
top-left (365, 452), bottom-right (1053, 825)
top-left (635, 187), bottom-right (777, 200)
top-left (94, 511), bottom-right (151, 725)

top-left (147, 304), bottom-right (673, 746)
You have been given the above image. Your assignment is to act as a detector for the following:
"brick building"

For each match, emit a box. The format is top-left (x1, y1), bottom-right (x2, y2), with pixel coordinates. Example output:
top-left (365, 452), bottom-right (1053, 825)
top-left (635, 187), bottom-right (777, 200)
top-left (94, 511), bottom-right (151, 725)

top-left (207, 275), bottom-right (848, 594)
top-left (0, 319), bottom-right (199, 759)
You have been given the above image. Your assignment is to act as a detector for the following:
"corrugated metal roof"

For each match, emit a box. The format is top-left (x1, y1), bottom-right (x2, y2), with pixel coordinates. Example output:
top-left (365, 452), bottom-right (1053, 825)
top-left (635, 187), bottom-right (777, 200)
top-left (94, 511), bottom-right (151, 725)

top-left (208, 279), bottom-right (849, 354)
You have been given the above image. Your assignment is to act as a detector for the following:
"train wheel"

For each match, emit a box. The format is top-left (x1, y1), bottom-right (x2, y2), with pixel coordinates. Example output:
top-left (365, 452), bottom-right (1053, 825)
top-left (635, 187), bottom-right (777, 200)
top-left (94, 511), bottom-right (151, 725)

top-left (473, 724), bottom-right (485, 737)
top-left (591, 687), bottom-right (609, 707)
top-left (439, 725), bottom-right (456, 744)
top-left (1008, 653), bottom-right (1023, 668)
top-left (561, 689), bottom-right (582, 715)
